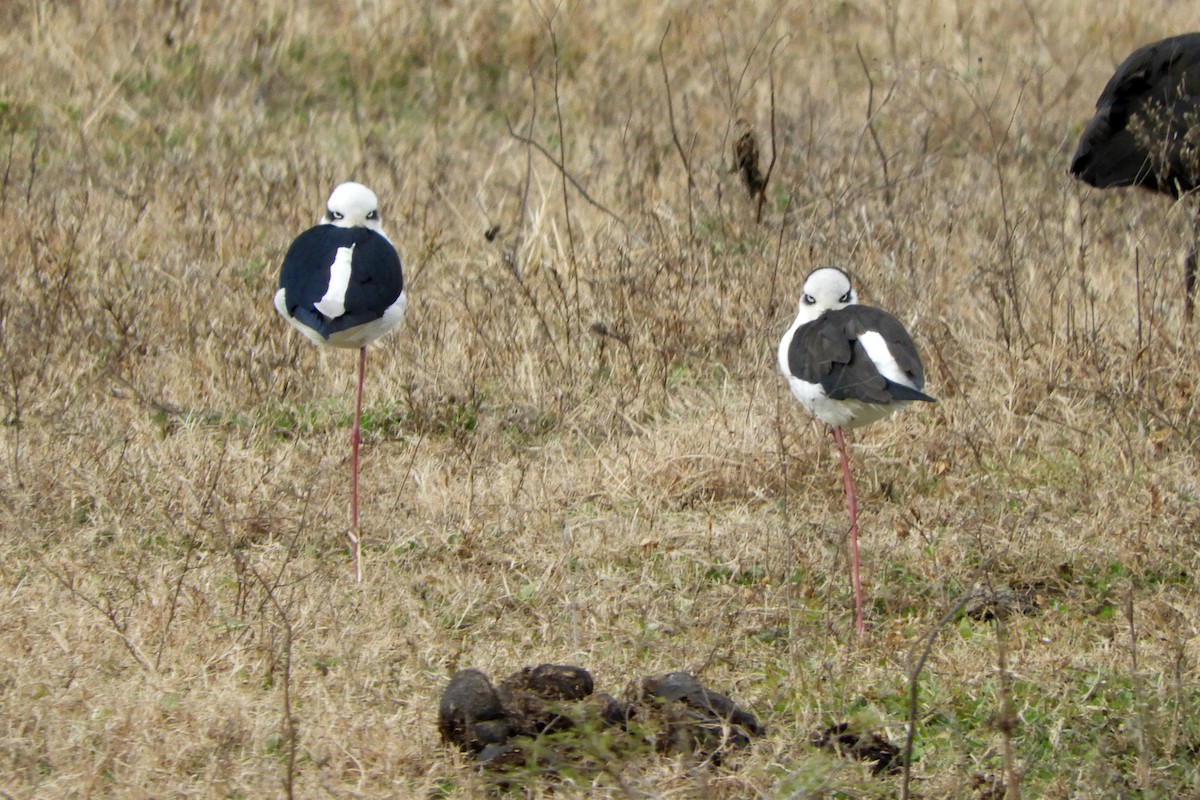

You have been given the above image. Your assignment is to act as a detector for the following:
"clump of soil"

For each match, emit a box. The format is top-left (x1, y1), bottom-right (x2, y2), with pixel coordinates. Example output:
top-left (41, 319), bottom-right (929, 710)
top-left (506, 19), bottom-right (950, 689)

top-left (438, 664), bottom-right (762, 771)
top-left (809, 721), bottom-right (902, 775)
top-left (630, 671), bottom-right (765, 761)
top-left (965, 579), bottom-right (1057, 621)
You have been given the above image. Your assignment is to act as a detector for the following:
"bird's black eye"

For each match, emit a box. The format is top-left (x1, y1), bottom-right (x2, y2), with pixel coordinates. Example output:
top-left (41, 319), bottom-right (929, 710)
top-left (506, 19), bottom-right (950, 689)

top-left (839, 291), bottom-right (852, 303)
top-left (329, 210), bottom-right (344, 220)
top-left (366, 210), bottom-right (378, 220)
top-left (802, 293), bottom-right (816, 305)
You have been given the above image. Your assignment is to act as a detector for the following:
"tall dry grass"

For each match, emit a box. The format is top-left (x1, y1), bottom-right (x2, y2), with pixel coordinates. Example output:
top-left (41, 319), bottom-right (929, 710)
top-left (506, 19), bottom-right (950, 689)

top-left (1, 0), bottom-right (1200, 796)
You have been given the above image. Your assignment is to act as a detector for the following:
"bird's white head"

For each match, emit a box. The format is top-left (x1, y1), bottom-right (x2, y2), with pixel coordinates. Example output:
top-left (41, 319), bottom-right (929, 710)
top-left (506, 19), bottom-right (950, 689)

top-left (794, 267), bottom-right (857, 324)
top-left (321, 182), bottom-right (383, 232)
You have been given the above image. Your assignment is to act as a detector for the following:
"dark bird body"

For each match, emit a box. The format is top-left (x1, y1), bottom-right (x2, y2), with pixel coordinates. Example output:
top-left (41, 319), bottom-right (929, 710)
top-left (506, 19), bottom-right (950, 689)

top-left (277, 225), bottom-right (404, 345)
top-left (1070, 33), bottom-right (1200, 195)
top-left (786, 305), bottom-right (934, 417)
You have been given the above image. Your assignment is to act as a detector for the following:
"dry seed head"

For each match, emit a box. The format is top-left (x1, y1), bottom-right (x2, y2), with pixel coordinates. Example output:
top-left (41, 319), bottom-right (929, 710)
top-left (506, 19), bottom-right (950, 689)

top-left (733, 118), bottom-right (766, 198)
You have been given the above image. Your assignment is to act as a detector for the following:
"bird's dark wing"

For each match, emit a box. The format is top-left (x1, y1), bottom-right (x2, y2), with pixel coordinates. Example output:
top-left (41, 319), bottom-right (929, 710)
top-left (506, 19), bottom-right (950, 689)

top-left (788, 306), bottom-right (934, 405)
top-left (278, 226), bottom-right (403, 338)
top-left (788, 316), bottom-right (851, 384)
top-left (279, 227), bottom-right (339, 307)
top-left (1070, 33), bottom-right (1200, 195)
top-left (333, 230), bottom-right (404, 332)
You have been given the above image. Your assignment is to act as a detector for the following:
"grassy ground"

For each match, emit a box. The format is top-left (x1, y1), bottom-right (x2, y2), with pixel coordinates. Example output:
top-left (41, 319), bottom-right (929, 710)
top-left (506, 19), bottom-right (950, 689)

top-left (3, 0), bottom-right (1200, 796)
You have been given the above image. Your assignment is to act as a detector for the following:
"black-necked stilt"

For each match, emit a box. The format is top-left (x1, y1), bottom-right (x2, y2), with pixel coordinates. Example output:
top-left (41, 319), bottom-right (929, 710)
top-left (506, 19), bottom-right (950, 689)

top-left (1069, 33), bottom-right (1200, 319)
top-left (778, 267), bottom-right (935, 635)
top-left (275, 182), bottom-right (407, 581)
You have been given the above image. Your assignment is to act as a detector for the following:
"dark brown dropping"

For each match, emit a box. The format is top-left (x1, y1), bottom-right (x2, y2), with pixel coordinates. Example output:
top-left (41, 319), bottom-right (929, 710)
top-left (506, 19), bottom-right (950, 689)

top-left (733, 119), bottom-right (766, 198)
top-left (501, 663), bottom-right (595, 701)
top-left (496, 664), bottom-right (595, 738)
top-left (809, 722), bottom-right (902, 775)
top-left (629, 671), bottom-right (763, 759)
top-left (438, 669), bottom-right (508, 752)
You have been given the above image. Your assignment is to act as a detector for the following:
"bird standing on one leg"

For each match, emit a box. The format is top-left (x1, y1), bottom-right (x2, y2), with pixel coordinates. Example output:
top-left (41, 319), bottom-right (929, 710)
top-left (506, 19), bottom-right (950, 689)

top-left (1068, 32), bottom-right (1200, 319)
top-left (275, 182), bottom-right (407, 582)
top-left (778, 267), bottom-right (935, 636)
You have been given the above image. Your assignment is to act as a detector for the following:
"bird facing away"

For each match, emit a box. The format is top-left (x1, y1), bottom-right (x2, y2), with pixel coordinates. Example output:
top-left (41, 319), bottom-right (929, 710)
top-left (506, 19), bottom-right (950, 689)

top-left (275, 182), bottom-right (407, 581)
top-left (778, 267), bottom-right (935, 635)
top-left (1069, 32), bottom-right (1200, 318)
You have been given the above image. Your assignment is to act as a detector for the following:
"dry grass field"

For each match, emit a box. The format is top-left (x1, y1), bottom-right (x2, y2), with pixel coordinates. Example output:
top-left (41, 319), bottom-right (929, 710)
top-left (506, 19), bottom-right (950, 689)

top-left (4, 0), bottom-right (1200, 797)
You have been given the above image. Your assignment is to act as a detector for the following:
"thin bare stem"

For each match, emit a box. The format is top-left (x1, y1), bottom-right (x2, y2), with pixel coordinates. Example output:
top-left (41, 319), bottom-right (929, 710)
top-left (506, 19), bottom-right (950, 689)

top-left (993, 600), bottom-right (1022, 800)
top-left (659, 22), bottom-right (696, 241)
top-left (902, 561), bottom-right (994, 800)
top-left (505, 120), bottom-right (633, 235)
top-left (755, 37), bottom-right (786, 223)
top-left (1127, 580), bottom-right (1151, 793)
top-left (509, 69), bottom-right (539, 275)
top-left (249, 566), bottom-right (298, 800)
top-left (546, 24), bottom-right (576, 267)
top-left (855, 43), bottom-right (895, 210)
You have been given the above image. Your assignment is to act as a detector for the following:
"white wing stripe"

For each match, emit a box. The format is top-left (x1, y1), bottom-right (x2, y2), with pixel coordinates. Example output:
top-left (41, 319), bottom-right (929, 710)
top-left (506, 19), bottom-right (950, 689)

top-left (315, 245), bottom-right (355, 320)
top-left (858, 330), bottom-right (915, 389)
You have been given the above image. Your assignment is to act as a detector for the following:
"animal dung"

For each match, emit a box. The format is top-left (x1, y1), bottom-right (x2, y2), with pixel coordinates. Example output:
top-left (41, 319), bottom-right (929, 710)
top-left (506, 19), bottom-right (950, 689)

top-left (632, 671), bottom-right (765, 757)
top-left (809, 721), bottom-right (902, 775)
top-left (964, 579), bottom-right (1053, 621)
top-left (437, 664), bottom-right (763, 771)
top-left (437, 668), bottom-right (513, 752)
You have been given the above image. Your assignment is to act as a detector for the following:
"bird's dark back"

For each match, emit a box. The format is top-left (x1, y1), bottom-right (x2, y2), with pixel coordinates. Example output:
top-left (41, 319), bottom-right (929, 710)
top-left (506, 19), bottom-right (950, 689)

top-left (279, 225), bottom-right (404, 335)
top-left (787, 305), bottom-right (931, 405)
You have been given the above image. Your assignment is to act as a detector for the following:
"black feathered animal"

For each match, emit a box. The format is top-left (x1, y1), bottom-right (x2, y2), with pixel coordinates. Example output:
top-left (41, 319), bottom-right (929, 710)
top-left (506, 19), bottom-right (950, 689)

top-left (1070, 33), bottom-right (1200, 318)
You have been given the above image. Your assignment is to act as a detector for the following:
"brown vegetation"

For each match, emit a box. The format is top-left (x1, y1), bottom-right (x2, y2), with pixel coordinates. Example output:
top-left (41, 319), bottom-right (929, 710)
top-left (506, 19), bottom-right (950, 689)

top-left (2, 1), bottom-right (1200, 796)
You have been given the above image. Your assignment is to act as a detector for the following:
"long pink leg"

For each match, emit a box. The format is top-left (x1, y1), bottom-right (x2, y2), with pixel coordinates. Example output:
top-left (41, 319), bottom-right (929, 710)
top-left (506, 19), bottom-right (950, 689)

top-left (347, 346), bottom-right (366, 583)
top-left (833, 426), bottom-right (865, 636)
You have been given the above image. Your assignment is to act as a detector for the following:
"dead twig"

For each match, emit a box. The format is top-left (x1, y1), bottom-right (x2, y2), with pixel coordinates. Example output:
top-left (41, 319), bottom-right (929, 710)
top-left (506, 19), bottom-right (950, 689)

top-left (855, 44), bottom-right (896, 210)
top-left (659, 22), bottom-right (696, 241)
top-left (902, 559), bottom-right (995, 800)
top-left (505, 120), bottom-right (634, 235)
top-left (249, 564), bottom-right (299, 800)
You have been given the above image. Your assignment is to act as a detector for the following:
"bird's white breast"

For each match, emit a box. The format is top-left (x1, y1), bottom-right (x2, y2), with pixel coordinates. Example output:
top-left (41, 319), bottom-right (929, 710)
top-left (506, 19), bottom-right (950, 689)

top-left (784, 374), bottom-right (892, 429)
top-left (776, 317), bottom-right (801, 379)
top-left (324, 291), bottom-right (408, 349)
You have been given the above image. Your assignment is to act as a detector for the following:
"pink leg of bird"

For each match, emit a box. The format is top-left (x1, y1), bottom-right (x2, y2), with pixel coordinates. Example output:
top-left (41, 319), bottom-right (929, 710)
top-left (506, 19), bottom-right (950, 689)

top-left (833, 426), bottom-right (865, 636)
top-left (347, 345), bottom-right (367, 583)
